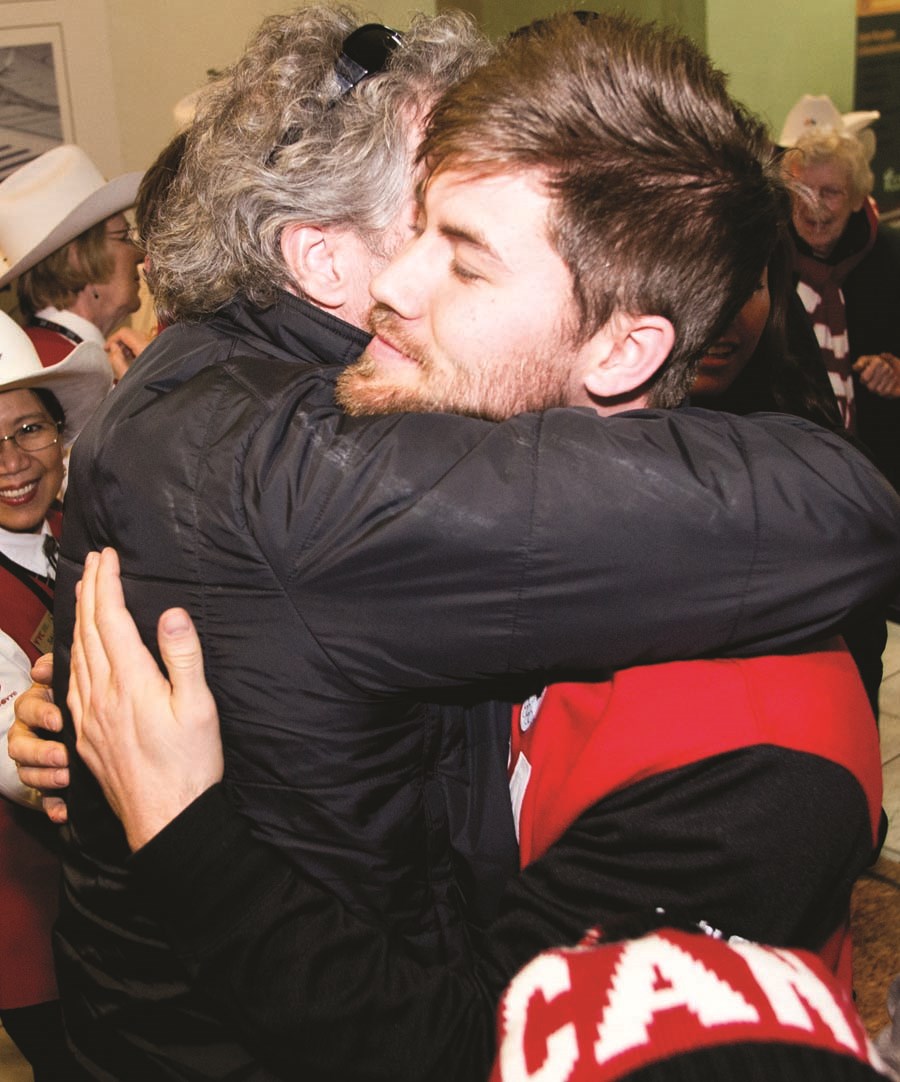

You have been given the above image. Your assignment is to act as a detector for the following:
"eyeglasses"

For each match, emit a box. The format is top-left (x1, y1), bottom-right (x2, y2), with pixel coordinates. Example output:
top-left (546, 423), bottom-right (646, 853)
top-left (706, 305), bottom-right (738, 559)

top-left (0, 420), bottom-right (62, 453)
top-left (808, 186), bottom-right (849, 204)
top-left (106, 224), bottom-right (140, 247)
top-left (268, 23), bottom-right (403, 165)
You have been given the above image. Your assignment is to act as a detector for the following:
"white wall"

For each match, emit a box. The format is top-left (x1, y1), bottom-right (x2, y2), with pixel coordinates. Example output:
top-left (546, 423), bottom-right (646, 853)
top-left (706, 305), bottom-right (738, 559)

top-left (104, 0), bottom-right (436, 174)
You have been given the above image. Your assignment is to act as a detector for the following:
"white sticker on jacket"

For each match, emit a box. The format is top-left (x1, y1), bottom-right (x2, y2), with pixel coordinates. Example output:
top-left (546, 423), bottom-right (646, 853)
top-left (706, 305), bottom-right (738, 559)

top-left (509, 752), bottom-right (532, 844)
top-left (519, 689), bottom-right (546, 733)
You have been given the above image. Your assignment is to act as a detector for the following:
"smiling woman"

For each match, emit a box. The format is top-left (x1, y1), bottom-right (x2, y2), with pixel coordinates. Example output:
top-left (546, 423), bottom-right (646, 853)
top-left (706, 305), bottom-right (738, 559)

top-left (690, 236), bottom-right (842, 433)
top-left (780, 110), bottom-right (900, 491)
top-left (0, 389), bottom-right (64, 533)
top-left (691, 267), bottom-right (771, 397)
top-left (0, 312), bottom-right (105, 1081)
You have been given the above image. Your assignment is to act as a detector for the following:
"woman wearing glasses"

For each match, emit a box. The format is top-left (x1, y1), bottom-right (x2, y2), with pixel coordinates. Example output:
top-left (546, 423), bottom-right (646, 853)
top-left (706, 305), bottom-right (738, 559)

top-left (0, 144), bottom-right (145, 382)
top-left (779, 97), bottom-right (900, 494)
top-left (0, 312), bottom-right (108, 1080)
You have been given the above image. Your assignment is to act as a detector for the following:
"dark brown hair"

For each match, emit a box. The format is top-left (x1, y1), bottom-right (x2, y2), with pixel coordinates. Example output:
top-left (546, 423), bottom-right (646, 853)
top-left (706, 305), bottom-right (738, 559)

top-left (420, 12), bottom-right (789, 406)
top-left (135, 130), bottom-right (189, 249)
top-left (31, 387), bottom-right (65, 430)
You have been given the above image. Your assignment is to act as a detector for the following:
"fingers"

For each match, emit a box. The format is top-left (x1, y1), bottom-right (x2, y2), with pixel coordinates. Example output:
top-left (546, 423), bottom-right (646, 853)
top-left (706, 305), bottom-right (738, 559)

top-left (104, 342), bottom-right (133, 381)
top-left (42, 795), bottom-right (68, 824)
top-left (69, 549), bottom-right (121, 742)
top-left (93, 548), bottom-right (159, 675)
top-left (15, 682), bottom-right (63, 735)
top-left (9, 714), bottom-right (69, 792)
top-left (68, 556), bottom-right (99, 738)
top-left (9, 713), bottom-right (67, 763)
top-left (853, 353), bottom-right (900, 397)
top-left (104, 328), bottom-right (150, 380)
top-left (70, 547), bottom-right (172, 767)
top-left (30, 652), bottom-right (53, 687)
top-left (158, 606), bottom-right (220, 733)
top-left (157, 608), bottom-right (203, 674)
top-left (107, 326), bottom-right (150, 355)
top-left (16, 762), bottom-right (69, 791)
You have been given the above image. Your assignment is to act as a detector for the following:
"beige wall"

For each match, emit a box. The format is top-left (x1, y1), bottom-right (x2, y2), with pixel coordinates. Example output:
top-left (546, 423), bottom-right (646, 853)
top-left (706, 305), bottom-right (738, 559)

top-left (104, 0), bottom-right (436, 174)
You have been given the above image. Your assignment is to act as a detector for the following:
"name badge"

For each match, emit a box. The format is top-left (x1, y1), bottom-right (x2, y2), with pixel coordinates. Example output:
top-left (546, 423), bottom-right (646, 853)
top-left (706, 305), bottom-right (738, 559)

top-left (31, 610), bottom-right (54, 654)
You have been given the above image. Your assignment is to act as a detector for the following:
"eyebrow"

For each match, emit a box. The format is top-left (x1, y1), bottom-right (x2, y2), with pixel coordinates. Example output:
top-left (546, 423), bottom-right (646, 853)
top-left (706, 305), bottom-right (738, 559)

top-left (417, 176), bottom-right (508, 269)
top-left (9, 412), bottom-right (49, 426)
top-left (437, 219), bottom-right (506, 270)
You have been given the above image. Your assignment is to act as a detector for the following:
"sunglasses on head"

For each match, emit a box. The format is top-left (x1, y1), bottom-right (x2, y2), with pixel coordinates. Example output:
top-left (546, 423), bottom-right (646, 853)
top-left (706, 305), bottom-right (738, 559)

top-left (268, 23), bottom-right (403, 165)
top-left (334, 23), bottom-right (403, 96)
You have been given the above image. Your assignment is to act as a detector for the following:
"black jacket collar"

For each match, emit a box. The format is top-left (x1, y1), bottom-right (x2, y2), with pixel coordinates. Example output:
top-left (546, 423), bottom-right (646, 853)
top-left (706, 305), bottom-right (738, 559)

top-left (209, 290), bottom-right (371, 369)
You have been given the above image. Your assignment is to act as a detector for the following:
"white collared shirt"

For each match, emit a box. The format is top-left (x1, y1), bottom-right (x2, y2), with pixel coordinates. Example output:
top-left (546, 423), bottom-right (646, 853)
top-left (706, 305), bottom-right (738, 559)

top-left (35, 305), bottom-right (105, 349)
top-left (0, 524), bottom-right (54, 807)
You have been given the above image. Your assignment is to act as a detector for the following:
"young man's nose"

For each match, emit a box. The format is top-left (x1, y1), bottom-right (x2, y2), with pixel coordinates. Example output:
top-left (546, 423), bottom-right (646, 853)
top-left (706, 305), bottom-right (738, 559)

top-left (370, 238), bottom-right (429, 319)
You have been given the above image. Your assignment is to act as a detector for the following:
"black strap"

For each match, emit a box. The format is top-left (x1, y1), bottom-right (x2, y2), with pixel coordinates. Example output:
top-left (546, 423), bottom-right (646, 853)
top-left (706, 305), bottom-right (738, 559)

top-left (30, 316), bottom-right (83, 346)
top-left (0, 547), bottom-right (53, 608)
top-left (42, 533), bottom-right (58, 578)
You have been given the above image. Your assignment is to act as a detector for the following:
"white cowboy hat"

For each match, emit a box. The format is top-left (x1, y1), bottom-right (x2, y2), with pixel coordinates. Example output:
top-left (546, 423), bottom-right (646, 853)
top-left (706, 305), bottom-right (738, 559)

top-left (173, 85), bottom-right (207, 130)
top-left (0, 311), bottom-right (111, 445)
top-left (0, 144), bottom-right (143, 288)
top-left (779, 94), bottom-right (880, 150)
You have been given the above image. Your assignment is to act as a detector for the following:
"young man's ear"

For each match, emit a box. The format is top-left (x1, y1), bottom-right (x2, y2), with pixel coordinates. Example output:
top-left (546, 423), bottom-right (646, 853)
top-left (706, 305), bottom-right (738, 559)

top-left (582, 314), bottom-right (675, 401)
top-left (280, 223), bottom-right (350, 309)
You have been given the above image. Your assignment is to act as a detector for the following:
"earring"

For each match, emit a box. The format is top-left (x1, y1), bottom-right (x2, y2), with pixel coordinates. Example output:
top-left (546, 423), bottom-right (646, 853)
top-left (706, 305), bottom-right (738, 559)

top-left (92, 289), bottom-right (100, 299)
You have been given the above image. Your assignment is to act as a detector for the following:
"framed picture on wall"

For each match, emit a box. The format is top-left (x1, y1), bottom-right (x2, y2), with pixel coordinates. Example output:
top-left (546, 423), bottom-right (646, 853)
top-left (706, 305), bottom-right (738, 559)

top-left (0, 23), bottom-right (72, 180)
top-left (0, 0), bottom-right (123, 177)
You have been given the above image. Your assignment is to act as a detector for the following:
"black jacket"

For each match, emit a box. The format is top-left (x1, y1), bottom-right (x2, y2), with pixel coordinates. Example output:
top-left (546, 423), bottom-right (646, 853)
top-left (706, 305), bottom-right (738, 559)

top-left (53, 291), bottom-right (900, 1080)
top-left (843, 222), bottom-right (900, 493)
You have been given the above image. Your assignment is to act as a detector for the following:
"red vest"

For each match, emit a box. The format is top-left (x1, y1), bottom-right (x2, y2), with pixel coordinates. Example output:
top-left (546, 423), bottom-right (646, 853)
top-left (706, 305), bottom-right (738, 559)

top-left (24, 324), bottom-right (77, 368)
top-left (510, 643), bottom-right (882, 984)
top-left (0, 510), bottom-right (63, 1008)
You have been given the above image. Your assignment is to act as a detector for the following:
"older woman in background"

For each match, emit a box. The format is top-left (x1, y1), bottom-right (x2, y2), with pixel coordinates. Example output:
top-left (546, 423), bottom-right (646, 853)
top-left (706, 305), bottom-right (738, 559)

top-left (0, 144), bottom-right (145, 381)
top-left (780, 97), bottom-right (900, 491)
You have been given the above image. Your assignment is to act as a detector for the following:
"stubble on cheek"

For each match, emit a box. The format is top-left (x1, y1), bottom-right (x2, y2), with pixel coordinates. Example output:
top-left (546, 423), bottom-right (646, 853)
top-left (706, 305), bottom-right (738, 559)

top-left (334, 351), bottom-right (432, 417)
top-left (335, 302), bottom-right (576, 421)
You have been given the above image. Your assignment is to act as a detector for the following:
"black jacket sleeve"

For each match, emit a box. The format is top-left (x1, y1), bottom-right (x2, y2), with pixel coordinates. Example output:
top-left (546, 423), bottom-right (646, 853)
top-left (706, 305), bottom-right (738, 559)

top-left (249, 403), bottom-right (900, 693)
top-left (133, 747), bottom-right (872, 1082)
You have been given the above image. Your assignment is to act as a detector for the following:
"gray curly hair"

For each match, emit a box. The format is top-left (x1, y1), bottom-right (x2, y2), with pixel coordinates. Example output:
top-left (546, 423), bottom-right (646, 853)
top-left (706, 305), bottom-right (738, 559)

top-left (148, 6), bottom-right (491, 323)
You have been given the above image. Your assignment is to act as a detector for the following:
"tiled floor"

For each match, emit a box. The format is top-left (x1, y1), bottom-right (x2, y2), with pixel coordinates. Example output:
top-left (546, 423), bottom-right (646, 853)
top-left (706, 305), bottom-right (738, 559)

top-left (2, 621), bottom-right (900, 1078)
top-left (880, 618), bottom-right (900, 859)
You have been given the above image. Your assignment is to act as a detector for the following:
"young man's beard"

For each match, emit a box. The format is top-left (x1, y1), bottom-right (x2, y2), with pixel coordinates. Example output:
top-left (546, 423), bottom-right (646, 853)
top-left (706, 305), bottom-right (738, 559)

top-left (335, 305), bottom-right (575, 421)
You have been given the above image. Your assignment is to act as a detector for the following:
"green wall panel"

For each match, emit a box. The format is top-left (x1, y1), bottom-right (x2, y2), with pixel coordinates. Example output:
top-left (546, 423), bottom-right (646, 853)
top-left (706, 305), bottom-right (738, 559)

top-left (706, 0), bottom-right (856, 140)
top-left (436, 0), bottom-right (705, 44)
top-left (437, 0), bottom-right (857, 145)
